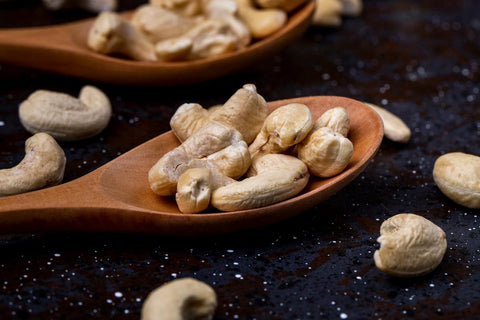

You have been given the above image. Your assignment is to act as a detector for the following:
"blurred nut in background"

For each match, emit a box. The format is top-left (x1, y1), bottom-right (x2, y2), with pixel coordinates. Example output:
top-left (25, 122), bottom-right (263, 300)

top-left (433, 152), bottom-right (480, 209)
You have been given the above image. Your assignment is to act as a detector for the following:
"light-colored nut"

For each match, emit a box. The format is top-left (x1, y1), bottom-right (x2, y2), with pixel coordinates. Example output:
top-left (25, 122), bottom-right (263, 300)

top-left (433, 152), bottom-right (480, 209)
top-left (150, 0), bottom-right (203, 17)
top-left (170, 84), bottom-right (269, 144)
top-left (0, 133), bottom-right (66, 197)
top-left (338, 0), bottom-right (362, 16)
top-left (314, 106), bottom-right (350, 137)
top-left (248, 103), bottom-right (313, 159)
top-left (131, 5), bottom-right (203, 43)
top-left (297, 126), bottom-right (353, 177)
top-left (211, 153), bottom-right (309, 211)
top-left (42, 0), bottom-right (117, 12)
top-left (19, 86), bottom-right (112, 141)
top-left (364, 102), bottom-right (411, 143)
top-left (235, 0), bottom-right (287, 38)
top-left (141, 277), bottom-right (217, 320)
top-left (155, 38), bottom-right (193, 62)
top-left (254, 0), bottom-right (308, 12)
top-left (155, 19), bottom-right (237, 61)
top-left (312, 0), bottom-right (342, 27)
top-left (203, 0), bottom-right (251, 49)
top-left (374, 213), bottom-right (447, 277)
top-left (149, 121), bottom-right (251, 195)
top-left (87, 12), bottom-right (157, 62)
top-left (175, 168), bottom-right (212, 213)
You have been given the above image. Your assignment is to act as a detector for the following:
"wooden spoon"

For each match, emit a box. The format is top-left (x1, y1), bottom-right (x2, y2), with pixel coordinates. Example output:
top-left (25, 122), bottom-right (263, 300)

top-left (0, 2), bottom-right (314, 86)
top-left (0, 96), bottom-right (383, 235)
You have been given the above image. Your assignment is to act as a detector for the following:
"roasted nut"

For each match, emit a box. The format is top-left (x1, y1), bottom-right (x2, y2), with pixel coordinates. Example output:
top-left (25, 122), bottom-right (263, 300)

top-left (0, 133), bottom-right (66, 197)
top-left (235, 0), bottom-right (287, 38)
top-left (19, 86), bottom-right (112, 141)
top-left (312, 0), bottom-right (342, 27)
top-left (131, 5), bottom-right (203, 43)
top-left (155, 19), bottom-right (237, 61)
top-left (42, 0), bottom-right (117, 12)
top-left (170, 84), bottom-right (269, 144)
top-left (141, 277), bottom-right (217, 320)
top-left (365, 102), bottom-right (411, 143)
top-left (248, 103), bottom-right (313, 159)
top-left (433, 152), bottom-right (480, 208)
top-left (297, 126), bottom-right (353, 177)
top-left (175, 168), bottom-right (212, 213)
top-left (338, 0), bottom-right (362, 16)
top-left (87, 12), bottom-right (157, 62)
top-left (150, 0), bottom-right (203, 17)
top-left (314, 106), bottom-right (350, 137)
top-left (254, 0), bottom-right (308, 12)
top-left (149, 121), bottom-right (251, 195)
top-left (211, 153), bottom-right (309, 211)
top-left (203, 0), bottom-right (251, 49)
top-left (374, 213), bottom-right (447, 277)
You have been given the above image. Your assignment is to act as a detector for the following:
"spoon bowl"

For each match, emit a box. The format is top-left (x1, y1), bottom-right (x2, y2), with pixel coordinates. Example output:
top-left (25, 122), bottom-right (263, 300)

top-left (0, 96), bottom-right (383, 235)
top-left (0, 2), bottom-right (314, 86)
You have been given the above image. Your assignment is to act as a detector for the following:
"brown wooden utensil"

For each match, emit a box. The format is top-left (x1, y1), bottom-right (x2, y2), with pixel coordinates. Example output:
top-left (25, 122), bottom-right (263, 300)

top-left (0, 96), bottom-right (384, 235)
top-left (0, 2), bottom-right (314, 86)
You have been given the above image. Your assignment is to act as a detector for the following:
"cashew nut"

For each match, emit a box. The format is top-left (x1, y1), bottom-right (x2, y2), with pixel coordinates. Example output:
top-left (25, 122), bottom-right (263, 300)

top-left (297, 126), bottom-right (353, 177)
top-left (248, 103), bottom-right (313, 159)
top-left (203, 0), bottom-right (251, 49)
top-left (149, 0), bottom-right (203, 17)
top-left (19, 86), bottom-right (112, 141)
top-left (312, 0), bottom-right (342, 27)
top-left (338, 0), bottom-right (362, 16)
top-left (254, 0), bottom-right (308, 12)
top-left (374, 213), bottom-right (447, 277)
top-left (149, 121), bottom-right (251, 196)
top-left (0, 133), bottom-right (66, 197)
top-left (433, 152), bottom-right (480, 209)
top-left (170, 84), bottom-right (269, 144)
top-left (87, 12), bottom-right (157, 62)
top-left (364, 102), bottom-right (411, 143)
top-left (141, 277), bottom-right (217, 320)
top-left (155, 19), bottom-right (237, 61)
top-left (235, 0), bottom-right (287, 38)
top-left (211, 153), bottom-right (309, 211)
top-left (175, 168), bottom-right (212, 213)
top-left (314, 106), bottom-right (350, 137)
top-left (42, 0), bottom-right (117, 12)
top-left (131, 5), bottom-right (203, 43)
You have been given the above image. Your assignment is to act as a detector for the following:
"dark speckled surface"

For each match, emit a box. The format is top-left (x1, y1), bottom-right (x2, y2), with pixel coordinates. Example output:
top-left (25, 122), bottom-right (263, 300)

top-left (1, 0), bottom-right (480, 319)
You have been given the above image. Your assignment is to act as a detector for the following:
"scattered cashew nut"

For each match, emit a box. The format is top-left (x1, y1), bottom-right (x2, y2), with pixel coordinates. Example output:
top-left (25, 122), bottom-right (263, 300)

top-left (87, 11), bottom-right (157, 62)
top-left (374, 213), bottom-right (447, 277)
top-left (19, 86), bottom-right (112, 141)
top-left (149, 0), bottom-right (203, 17)
top-left (248, 103), bottom-right (313, 159)
top-left (0, 133), bottom-right (66, 197)
top-left (433, 152), bottom-right (480, 209)
top-left (312, 0), bottom-right (342, 27)
top-left (337, 0), bottom-right (363, 16)
top-left (365, 102), bottom-right (411, 143)
top-left (211, 153), bottom-right (309, 211)
top-left (141, 277), bottom-right (217, 320)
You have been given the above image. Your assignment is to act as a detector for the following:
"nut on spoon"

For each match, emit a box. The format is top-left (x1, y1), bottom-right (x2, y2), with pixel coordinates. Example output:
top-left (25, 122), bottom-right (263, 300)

top-left (0, 1), bottom-right (314, 86)
top-left (0, 96), bottom-right (383, 235)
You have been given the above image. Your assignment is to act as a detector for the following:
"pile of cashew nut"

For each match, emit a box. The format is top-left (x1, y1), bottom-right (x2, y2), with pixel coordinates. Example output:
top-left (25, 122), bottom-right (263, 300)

top-left (148, 84), bottom-right (354, 213)
top-left (86, 0), bottom-right (310, 62)
top-left (0, 86), bottom-right (111, 197)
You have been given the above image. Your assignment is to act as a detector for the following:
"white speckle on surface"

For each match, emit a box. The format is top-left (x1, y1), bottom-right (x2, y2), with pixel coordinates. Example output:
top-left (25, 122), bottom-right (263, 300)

top-left (0, 121), bottom-right (4, 126)
top-left (114, 292), bottom-right (123, 298)
top-left (340, 313), bottom-right (348, 319)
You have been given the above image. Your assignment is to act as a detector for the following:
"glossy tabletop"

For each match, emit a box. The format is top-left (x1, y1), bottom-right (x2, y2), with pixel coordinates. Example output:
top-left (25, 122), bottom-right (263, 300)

top-left (1, 0), bottom-right (480, 319)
